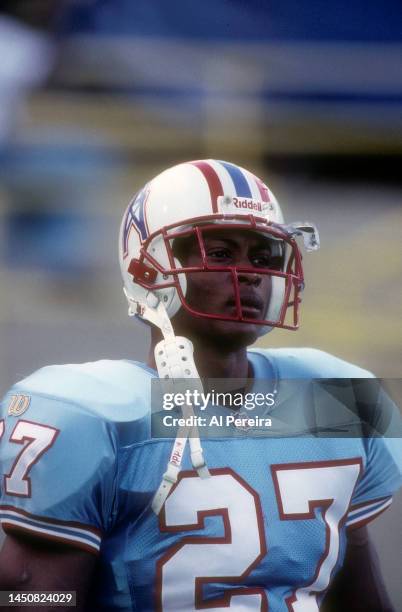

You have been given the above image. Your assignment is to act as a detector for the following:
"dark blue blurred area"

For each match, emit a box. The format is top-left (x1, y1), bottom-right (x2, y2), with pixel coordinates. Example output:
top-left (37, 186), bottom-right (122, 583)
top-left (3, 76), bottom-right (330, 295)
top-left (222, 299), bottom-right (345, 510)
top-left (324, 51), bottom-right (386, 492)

top-left (62, 0), bottom-right (402, 42)
top-left (5, 210), bottom-right (91, 275)
top-left (52, 0), bottom-right (402, 125)
top-left (0, 146), bottom-right (116, 275)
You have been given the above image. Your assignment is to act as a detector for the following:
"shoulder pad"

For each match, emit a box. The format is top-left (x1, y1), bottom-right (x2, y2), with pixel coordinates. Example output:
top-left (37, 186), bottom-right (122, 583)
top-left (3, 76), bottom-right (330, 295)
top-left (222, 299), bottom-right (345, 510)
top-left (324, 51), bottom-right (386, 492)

top-left (9, 359), bottom-right (154, 422)
top-left (249, 348), bottom-right (374, 379)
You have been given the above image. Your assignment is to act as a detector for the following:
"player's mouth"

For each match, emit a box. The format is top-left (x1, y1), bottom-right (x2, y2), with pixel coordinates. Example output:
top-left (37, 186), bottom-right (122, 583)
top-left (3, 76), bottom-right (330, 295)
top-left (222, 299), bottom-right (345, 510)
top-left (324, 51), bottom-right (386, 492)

top-left (226, 295), bottom-right (264, 318)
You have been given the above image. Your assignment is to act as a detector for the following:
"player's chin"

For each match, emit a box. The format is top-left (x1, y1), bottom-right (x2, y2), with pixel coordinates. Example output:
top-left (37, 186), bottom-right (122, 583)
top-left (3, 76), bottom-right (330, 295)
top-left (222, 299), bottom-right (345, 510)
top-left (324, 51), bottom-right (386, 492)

top-left (209, 318), bottom-right (261, 348)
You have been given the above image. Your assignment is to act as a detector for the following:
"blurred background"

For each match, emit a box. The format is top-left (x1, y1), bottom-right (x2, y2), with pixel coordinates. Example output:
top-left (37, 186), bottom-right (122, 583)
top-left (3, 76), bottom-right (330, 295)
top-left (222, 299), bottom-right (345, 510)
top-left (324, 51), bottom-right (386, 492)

top-left (0, 0), bottom-right (401, 607)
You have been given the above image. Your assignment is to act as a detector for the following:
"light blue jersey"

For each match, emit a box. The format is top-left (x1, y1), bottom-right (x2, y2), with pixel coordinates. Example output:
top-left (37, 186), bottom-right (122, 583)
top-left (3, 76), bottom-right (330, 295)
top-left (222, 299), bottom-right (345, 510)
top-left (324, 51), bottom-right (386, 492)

top-left (0, 349), bottom-right (401, 611)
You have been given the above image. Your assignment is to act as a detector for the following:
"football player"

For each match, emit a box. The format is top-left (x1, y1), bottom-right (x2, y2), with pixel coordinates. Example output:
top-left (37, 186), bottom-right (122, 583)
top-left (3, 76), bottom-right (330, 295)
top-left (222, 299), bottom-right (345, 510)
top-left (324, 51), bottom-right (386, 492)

top-left (0, 160), bottom-right (401, 611)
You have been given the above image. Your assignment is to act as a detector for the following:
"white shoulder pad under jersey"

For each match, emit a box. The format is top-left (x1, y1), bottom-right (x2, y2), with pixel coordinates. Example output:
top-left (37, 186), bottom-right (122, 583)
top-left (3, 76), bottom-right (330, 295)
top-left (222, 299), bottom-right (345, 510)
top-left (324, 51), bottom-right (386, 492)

top-left (0, 359), bottom-right (155, 552)
top-left (248, 347), bottom-right (373, 379)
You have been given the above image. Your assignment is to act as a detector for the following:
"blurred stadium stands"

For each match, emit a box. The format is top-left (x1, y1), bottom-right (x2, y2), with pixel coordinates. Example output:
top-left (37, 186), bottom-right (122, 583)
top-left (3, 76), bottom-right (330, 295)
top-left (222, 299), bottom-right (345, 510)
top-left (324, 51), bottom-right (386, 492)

top-left (0, 1), bottom-right (401, 604)
top-left (1, 0), bottom-right (401, 391)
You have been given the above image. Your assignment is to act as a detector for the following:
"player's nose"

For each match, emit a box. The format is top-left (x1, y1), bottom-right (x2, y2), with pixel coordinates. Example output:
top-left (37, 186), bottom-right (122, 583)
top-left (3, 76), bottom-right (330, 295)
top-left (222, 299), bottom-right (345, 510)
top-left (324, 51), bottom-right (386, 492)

top-left (237, 270), bottom-right (262, 286)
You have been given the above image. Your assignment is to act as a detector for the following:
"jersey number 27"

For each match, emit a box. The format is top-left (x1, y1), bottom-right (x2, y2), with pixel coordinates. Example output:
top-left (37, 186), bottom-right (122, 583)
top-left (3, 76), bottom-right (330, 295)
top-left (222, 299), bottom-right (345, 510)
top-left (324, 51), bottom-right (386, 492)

top-left (157, 462), bottom-right (361, 611)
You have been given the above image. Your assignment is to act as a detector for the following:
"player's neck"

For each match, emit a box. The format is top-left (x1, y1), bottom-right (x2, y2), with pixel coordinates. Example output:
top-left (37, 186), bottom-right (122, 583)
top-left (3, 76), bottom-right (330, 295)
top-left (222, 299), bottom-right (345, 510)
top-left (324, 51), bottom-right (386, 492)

top-left (193, 338), bottom-right (250, 380)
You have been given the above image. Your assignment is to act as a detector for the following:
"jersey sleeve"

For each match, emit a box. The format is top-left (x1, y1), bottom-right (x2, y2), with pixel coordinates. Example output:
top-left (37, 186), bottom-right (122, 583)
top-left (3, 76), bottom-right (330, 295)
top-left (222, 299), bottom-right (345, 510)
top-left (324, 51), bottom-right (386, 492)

top-left (347, 389), bottom-right (402, 529)
top-left (0, 388), bottom-right (119, 554)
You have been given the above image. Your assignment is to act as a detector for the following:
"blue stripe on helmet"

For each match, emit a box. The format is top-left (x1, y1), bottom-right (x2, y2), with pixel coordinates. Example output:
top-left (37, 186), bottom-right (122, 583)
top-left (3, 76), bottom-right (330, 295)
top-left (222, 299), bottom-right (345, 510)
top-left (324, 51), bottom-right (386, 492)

top-left (130, 186), bottom-right (149, 242)
top-left (219, 161), bottom-right (252, 198)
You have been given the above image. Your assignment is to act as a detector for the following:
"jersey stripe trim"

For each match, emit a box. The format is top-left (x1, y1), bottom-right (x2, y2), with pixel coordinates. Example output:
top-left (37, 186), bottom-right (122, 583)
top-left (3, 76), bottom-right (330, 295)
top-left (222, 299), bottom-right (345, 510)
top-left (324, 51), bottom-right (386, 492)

top-left (0, 504), bottom-right (102, 535)
top-left (346, 496), bottom-right (393, 529)
top-left (191, 161), bottom-right (224, 212)
top-left (0, 506), bottom-right (101, 553)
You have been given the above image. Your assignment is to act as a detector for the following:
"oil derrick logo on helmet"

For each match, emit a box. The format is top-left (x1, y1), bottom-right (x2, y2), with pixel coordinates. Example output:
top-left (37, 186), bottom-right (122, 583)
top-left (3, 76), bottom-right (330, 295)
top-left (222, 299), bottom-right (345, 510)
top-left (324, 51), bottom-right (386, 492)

top-left (119, 160), bottom-right (319, 334)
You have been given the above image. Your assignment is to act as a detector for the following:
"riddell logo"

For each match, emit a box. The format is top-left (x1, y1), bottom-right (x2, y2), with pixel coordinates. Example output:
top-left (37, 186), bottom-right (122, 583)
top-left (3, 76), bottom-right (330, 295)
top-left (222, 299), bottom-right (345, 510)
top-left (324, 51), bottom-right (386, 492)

top-left (233, 197), bottom-right (264, 212)
top-left (217, 195), bottom-right (272, 215)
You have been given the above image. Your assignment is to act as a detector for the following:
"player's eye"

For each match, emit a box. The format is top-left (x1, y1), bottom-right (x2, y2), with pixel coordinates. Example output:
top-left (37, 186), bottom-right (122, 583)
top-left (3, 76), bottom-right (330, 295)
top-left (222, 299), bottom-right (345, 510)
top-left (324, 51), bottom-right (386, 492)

top-left (250, 253), bottom-right (282, 270)
top-left (206, 248), bottom-right (232, 262)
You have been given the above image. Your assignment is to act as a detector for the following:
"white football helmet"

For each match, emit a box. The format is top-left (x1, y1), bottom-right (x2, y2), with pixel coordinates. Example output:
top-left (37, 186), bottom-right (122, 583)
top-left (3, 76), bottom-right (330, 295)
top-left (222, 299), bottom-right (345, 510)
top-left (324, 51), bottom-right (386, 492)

top-left (119, 159), bottom-right (319, 335)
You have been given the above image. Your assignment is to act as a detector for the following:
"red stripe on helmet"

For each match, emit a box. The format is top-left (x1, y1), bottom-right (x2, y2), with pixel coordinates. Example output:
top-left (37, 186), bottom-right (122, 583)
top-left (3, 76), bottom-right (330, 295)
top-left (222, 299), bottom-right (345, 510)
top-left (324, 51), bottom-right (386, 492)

top-left (253, 175), bottom-right (270, 202)
top-left (191, 160), bottom-right (224, 212)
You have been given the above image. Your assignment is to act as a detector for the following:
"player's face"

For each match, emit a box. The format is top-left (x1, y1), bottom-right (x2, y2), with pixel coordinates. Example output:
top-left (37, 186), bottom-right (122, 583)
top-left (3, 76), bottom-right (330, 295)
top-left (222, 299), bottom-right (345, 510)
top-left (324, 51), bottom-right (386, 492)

top-left (172, 228), bottom-right (280, 349)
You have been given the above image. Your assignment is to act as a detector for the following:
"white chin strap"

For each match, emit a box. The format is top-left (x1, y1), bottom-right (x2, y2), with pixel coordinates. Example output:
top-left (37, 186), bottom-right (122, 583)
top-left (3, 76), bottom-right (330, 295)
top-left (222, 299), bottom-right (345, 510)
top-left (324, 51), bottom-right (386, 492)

top-left (138, 299), bottom-right (210, 515)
